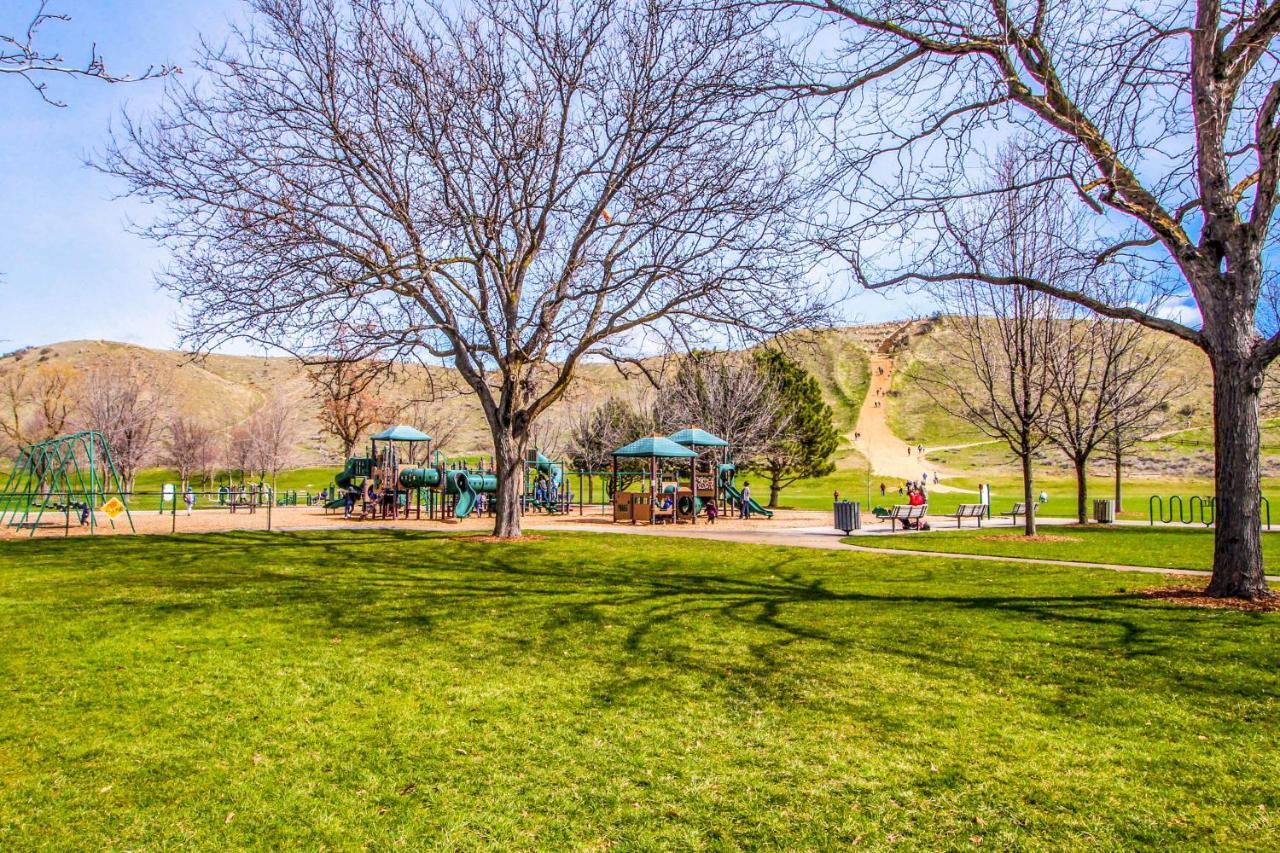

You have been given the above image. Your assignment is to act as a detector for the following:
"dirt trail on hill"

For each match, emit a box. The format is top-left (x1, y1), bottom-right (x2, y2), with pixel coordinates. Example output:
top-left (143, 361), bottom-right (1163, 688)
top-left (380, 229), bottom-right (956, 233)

top-left (850, 326), bottom-right (963, 492)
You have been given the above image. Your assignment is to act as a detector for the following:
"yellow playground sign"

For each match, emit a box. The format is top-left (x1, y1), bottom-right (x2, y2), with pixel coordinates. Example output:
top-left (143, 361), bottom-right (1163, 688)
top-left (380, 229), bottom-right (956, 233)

top-left (100, 498), bottom-right (126, 519)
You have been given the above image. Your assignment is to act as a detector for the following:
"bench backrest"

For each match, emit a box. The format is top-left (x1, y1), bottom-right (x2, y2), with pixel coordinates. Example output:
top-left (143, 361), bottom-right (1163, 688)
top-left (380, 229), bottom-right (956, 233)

top-left (889, 504), bottom-right (927, 519)
top-left (955, 503), bottom-right (986, 517)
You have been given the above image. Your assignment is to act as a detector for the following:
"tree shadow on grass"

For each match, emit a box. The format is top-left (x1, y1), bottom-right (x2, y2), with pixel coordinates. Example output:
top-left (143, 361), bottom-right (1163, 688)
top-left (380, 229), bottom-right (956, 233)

top-left (3, 529), bottom-right (1274, 711)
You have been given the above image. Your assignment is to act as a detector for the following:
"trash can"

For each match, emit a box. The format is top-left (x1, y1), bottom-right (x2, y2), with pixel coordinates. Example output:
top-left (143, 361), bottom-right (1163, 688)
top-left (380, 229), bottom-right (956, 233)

top-left (834, 500), bottom-right (861, 534)
top-left (1093, 499), bottom-right (1115, 524)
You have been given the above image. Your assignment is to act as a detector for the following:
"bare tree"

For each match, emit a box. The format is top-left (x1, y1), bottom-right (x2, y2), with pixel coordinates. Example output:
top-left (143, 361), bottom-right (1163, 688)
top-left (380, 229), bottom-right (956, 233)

top-left (567, 403), bottom-right (618, 502)
top-left (163, 417), bottom-right (220, 491)
top-left (397, 398), bottom-right (461, 462)
top-left (103, 0), bottom-right (824, 537)
top-left (245, 392), bottom-right (301, 483)
top-left (225, 426), bottom-right (255, 488)
top-left (77, 361), bottom-right (161, 492)
top-left (0, 363), bottom-right (76, 448)
top-left (308, 357), bottom-right (395, 460)
top-left (1047, 306), bottom-right (1178, 522)
top-left (785, 0), bottom-right (1280, 595)
top-left (926, 288), bottom-right (1059, 535)
top-left (658, 351), bottom-right (786, 467)
top-left (2, 1), bottom-right (175, 105)
top-left (569, 394), bottom-right (663, 497)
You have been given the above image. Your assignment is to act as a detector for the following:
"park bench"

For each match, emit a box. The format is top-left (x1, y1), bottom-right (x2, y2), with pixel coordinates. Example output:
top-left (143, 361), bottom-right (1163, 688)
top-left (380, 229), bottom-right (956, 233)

top-left (884, 503), bottom-right (927, 531)
top-left (1001, 502), bottom-right (1037, 525)
top-left (949, 503), bottom-right (988, 528)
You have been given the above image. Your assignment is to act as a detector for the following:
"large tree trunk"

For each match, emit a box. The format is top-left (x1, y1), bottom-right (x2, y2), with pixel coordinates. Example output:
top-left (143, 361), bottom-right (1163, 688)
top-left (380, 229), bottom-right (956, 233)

top-left (768, 467), bottom-right (782, 508)
top-left (1020, 447), bottom-right (1036, 536)
top-left (1206, 344), bottom-right (1269, 598)
top-left (491, 429), bottom-right (526, 538)
top-left (1073, 455), bottom-right (1088, 525)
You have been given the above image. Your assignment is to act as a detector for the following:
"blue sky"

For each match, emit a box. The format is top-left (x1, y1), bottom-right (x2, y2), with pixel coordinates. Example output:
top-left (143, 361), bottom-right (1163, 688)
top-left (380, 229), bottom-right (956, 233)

top-left (0, 1), bottom-right (927, 355)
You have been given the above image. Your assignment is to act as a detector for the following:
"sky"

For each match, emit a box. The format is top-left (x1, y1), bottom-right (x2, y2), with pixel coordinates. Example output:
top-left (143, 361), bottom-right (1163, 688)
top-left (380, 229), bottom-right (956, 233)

top-left (0, 1), bottom-right (931, 356)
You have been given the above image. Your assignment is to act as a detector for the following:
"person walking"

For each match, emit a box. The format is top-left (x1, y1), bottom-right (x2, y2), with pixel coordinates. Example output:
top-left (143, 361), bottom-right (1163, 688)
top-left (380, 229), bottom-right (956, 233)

top-left (740, 481), bottom-right (752, 519)
top-left (183, 486), bottom-right (196, 516)
top-left (880, 482), bottom-right (886, 496)
top-left (706, 499), bottom-right (718, 525)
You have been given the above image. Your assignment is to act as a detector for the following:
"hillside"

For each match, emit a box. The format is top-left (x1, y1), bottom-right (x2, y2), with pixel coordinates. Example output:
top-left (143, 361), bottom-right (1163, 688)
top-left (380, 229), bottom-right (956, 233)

top-left (11, 319), bottom-right (1262, 485)
top-left (0, 330), bottom-right (873, 466)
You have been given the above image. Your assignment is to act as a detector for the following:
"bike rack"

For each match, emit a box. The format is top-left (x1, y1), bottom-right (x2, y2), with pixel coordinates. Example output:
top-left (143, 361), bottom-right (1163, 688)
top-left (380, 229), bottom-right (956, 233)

top-left (1149, 494), bottom-right (1268, 530)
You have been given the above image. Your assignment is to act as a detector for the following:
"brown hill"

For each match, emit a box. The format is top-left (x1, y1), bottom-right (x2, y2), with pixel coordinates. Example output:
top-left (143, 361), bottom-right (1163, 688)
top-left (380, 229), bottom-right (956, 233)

top-left (0, 330), bottom-right (873, 465)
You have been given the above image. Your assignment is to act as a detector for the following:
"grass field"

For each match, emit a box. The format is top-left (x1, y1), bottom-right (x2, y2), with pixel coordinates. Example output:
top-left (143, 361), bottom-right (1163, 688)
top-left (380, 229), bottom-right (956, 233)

top-left (845, 525), bottom-right (1280, 571)
top-left (1, 530), bottom-right (1278, 847)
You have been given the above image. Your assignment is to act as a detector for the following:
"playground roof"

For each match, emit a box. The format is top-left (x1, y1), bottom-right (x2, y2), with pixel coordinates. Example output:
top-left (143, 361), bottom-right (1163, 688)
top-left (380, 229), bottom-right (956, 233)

top-left (668, 428), bottom-right (729, 448)
top-left (611, 436), bottom-right (698, 459)
top-left (371, 425), bottom-right (432, 442)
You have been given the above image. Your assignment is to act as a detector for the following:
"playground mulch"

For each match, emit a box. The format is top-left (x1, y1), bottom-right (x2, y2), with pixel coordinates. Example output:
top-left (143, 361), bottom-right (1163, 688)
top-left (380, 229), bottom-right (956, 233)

top-left (0, 504), bottom-right (834, 539)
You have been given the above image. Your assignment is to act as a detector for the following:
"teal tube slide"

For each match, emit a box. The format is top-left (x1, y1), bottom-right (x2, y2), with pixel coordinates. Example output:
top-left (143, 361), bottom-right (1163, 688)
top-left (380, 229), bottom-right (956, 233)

top-left (443, 469), bottom-right (498, 519)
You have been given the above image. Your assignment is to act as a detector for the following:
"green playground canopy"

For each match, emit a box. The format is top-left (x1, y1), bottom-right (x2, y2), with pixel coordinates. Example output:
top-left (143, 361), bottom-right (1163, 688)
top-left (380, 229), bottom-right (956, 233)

top-left (611, 436), bottom-right (698, 458)
top-left (371, 425), bottom-right (432, 442)
top-left (667, 428), bottom-right (729, 448)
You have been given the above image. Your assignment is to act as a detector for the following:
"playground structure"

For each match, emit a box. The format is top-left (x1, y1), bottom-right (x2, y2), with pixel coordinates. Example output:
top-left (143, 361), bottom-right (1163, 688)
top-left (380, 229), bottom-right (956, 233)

top-left (0, 431), bottom-right (134, 536)
top-left (523, 451), bottom-right (571, 514)
top-left (326, 425), bottom-right (500, 520)
top-left (323, 422), bottom-right (772, 525)
top-left (609, 429), bottom-right (773, 525)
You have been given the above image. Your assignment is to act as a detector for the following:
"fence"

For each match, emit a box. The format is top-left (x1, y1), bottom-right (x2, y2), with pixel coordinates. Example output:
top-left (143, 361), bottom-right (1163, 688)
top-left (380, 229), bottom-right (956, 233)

top-left (0, 488), bottom-right (327, 537)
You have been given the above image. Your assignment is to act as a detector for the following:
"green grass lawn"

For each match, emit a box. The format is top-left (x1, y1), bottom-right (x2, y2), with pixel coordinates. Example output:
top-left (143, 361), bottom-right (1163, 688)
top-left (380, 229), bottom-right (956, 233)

top-left (1, 530), bottom-right (1278, 847)
top-left (845, 524), bottom-right (1280, 571)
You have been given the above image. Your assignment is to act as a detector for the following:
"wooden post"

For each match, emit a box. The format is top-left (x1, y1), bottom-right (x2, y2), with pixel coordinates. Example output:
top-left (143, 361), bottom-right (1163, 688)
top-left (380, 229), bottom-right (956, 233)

top-left (689, 452), bottom-right (696, 525)
top-left (651, 455), bottom-right (658, 525)
top-left (611, 456), bottom-right (619, 523)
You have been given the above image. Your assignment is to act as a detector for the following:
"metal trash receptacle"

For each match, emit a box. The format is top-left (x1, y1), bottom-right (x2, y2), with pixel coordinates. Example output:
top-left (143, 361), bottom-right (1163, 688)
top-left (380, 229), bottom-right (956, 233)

top-left (1093, 499), bottom-right (1115, 524)
top-left (834, 500), bottom-right (861, 533)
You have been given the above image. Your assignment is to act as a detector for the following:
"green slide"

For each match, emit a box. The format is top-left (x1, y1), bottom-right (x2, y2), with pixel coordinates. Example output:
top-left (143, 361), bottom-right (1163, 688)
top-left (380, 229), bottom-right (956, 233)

top-left (718, 465), bottom-right (772, 518)
top-left (326, 457), bottom-right (371, 508)
top-left (721, 481), bottom-right (773, 518)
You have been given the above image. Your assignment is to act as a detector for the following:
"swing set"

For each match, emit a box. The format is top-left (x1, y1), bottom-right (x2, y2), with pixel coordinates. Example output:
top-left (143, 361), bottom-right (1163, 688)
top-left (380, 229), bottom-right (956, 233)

top-left (0, 431), bottom-right (134, 536)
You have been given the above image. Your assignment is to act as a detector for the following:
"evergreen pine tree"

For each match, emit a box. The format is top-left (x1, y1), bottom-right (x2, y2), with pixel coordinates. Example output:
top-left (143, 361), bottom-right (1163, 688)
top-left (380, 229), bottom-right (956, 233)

top-left (753, 350), bottom-right (838, 507)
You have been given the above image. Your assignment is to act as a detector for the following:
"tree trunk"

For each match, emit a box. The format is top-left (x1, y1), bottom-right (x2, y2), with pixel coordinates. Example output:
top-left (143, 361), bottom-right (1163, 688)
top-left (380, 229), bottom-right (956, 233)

top-left (491, 429), bottom-right (526, 538)
top-left (768, 466), bottom-right (782, 508)
top-left (1020, 447), bottom-right (1036, 536)
top-left (1206, 346), bottom-right (1269, 598)
top-left (1113, 449), bottom-right (1122, 512)
top-left (1073, 455), bottom-right (1088, 525)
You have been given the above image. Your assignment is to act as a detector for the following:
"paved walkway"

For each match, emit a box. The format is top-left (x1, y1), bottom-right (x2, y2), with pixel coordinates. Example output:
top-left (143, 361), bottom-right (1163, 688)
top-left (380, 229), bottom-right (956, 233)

top-left (533, 519), bottom-right (1277, 581)
top-left (11, 500), bottom-right (1266, 584)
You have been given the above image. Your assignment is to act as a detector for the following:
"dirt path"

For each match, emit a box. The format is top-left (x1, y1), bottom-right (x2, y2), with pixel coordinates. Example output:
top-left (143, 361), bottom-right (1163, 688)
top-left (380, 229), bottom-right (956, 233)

top-left (850, 326), bottom-right (963, 491)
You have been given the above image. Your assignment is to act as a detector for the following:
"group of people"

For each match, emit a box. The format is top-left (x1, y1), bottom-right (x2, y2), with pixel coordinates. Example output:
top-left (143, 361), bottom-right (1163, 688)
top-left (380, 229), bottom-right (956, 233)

top-left (878, 474), bottom-right (938, 495)
top-left (529, 474), bottom-right (562, 511)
